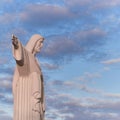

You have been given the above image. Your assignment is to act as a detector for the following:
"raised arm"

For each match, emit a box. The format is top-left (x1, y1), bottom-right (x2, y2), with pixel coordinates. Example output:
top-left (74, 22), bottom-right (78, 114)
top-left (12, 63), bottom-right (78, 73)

top-left (12, 34), bottom-right (19, 49)
top-left (12, 34), bottom-right (24, 66)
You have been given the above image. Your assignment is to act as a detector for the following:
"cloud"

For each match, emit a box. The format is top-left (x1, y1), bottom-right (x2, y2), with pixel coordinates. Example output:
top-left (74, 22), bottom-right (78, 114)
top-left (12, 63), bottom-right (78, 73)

top-left (49, 77), bottom-right (120, 101)
top-left (0, 76), bottom-right (12, 89)
top-left (0, 13), bottom-right (17, 25)
top-left (20, 4), bottom-right (76, 27)
top-left (2, 0), bottom-right (12, 2)
top-left (0, 92), bottom-right (13, 105)
top-left (45, 89), bottom-right (120, 120)
top-left (41, 28), bottom-right (106, 62)
top-left (92, 0), bottom-right (120, 9)
top-left (0, 76), bottom-right (13, 105)
top-left (49, 78), bottom-right (103, 96)
top-left (41, 62), bottom-right (60, 70)
top-left (18, 1), bottom-right (99, 33)
top-left (102, 58), bottom-right (120, 65)
top-left (64, 0), bottom-right (93, 12)
top-left (103, 93), bottom-right (120, 99)
top-left (0, 67), bottom-right (14, 75)
top-left (0, 115), bottom-right (12, 120)
top-left (103, 67), bottom-right (110, 71)
top-left (79, 72), bottom-right (101, 82)
top-left (0, 0), bottom-right (13, 4)
top-left (64, 0), bottom-right (120, 10)
top-left (0, 58), bottom-right (8, 64)
top-left (0, 110), bottom-right (6, 115)
top-left (0, 2), bottom-right (108, 64)
top-left (89, 100), bottom-right (120, 112)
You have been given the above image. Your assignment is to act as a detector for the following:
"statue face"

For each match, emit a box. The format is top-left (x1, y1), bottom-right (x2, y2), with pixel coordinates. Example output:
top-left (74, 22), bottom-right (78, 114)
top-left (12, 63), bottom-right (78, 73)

top-left (33, 38), bottom-right (44, 54)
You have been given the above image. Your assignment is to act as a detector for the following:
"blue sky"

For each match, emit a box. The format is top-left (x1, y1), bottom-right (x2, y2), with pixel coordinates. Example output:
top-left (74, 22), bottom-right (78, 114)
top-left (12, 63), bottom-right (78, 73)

top-left (0, 0), bottom-right (120, 120)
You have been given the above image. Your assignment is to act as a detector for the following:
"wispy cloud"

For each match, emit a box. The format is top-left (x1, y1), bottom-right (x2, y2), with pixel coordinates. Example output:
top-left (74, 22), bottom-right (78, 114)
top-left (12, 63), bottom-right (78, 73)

top-left (79, 72), bottom-right (101, 82)
top-left (102, 58), bottom-right (120, 65)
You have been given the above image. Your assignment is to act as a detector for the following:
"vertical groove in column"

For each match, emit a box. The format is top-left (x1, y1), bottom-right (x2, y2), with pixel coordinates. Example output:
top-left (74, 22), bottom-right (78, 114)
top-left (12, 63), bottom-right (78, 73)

top-left (24, 77), bottom-right (27, 120)
top-left (18, 79), bottom-right (20, 120)
top-left (20, 78), bottom-right (22, 120)
top-left (21, 78), bottom-right (25, 120)
top-left (17, 80), bottom-right (19, 120)
top-left (21, 78), bottom-right (23, 120)
top-left (20, 79), bottom-right (22, 120)
top-left (14, 84), bottom-right (17, 120)
top-left (28, 76), bottom-right (31, 120)
top-left (14, 89), bottom-right (16, 120)
top-left (30, 76), bottom-right (32, 120)
top-left (27, 76), bottom-right (28, 120)
top-left (23, 77), bottom-right (25, 120)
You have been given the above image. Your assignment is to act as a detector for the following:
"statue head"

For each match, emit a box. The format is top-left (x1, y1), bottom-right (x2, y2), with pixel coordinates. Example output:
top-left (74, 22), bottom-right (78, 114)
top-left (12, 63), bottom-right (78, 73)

top-left (25, 34), bottom-right (44, 54)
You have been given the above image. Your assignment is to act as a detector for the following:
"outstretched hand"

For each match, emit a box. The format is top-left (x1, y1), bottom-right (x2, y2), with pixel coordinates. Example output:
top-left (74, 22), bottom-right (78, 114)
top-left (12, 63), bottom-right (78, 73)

top-left (12, 34), bottom-right (19, 49)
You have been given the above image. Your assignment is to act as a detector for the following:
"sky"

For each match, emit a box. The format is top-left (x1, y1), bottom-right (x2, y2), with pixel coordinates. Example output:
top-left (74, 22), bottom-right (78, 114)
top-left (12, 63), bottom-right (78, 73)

top-left (1, 0), bottom-right (120, 120)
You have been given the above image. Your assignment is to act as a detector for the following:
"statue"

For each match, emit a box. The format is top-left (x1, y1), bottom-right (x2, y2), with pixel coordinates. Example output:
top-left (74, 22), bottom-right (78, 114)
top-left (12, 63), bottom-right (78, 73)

top-left (12, 34), bottom-right (45, 120)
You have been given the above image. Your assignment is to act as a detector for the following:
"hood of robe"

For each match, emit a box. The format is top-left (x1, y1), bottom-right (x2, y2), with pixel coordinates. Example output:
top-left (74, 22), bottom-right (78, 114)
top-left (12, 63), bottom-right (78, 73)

top-left (25, 34), bottom-right (44, 53)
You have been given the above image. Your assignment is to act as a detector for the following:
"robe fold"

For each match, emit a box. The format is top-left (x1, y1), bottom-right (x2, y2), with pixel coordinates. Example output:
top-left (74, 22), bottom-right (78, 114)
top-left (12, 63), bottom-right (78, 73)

top-left (12, 40), bottom-right (45, 120)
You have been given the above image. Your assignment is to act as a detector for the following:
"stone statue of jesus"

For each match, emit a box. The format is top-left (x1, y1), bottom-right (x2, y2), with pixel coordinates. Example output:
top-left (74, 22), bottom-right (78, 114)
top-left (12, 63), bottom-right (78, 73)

top-left (12, 34), bottom-right (45, 120)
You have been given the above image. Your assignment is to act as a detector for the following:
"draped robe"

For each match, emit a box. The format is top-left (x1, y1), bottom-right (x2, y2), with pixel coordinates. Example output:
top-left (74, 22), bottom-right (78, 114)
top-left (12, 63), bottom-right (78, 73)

top-left (12, 40), bottom-right (45, 120)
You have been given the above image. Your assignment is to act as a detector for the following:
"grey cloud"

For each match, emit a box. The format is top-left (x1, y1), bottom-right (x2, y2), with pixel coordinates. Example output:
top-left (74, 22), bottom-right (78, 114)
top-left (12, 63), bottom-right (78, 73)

top-left (1, 0), bottom-right (13, 3)
top-left (41, 28), bottom-right (106, 62)
top-left (79, 72), bottom-right (101, 83)
top-left (64, 0), bottom-right (92, 7)
top-left (0, 77), bottom-right (12, 89)
top-left (0, 13), bottom-right (17, 25)
top-left (0, 110), bottom-right (6, 115)
top-left (41, 62), bottom-right (60, 70)
top-left (64, 0), bottom-right (93, 11)
top-left (0, 76), bottom-right (12, 105)
top-left (0, 115), bottom-right (12, 120)
top-left (0, 2), bottom-right (108, 64)
top-left (0, 92), bottom-right (13, 104)
top-left (0, 58), bottom-right (8, 65)
top-left (46, 91), bottom-right (120, 120)
top-left (51, 80), bottom-right (65, 87)
top-left (64, 0), bottom-right (120, 10)
top-left (49, 79), bottom-right (102, 96)
top-left (92, 0), bottom-right (120, 9)
top-left (104, 93), bottom-right (120, 98)
top-left (89, 101), bottom-right (120, 112)
top-left (18, 2), bottom-right (98, 32)
top-left (0, 76), bottom-right (12, 94)
top-left (49, 79), bottom-right (120, 100)
top-left (20, 4), bottom-right (76, 27)
top-left (0, 67), bottom-right (14, 75)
